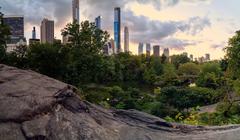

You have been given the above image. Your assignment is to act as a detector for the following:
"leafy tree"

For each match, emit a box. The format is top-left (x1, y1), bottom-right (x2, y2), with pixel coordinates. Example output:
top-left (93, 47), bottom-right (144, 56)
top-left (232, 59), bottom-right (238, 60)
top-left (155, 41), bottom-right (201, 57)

top-left (171, 54), bottom-right (190, 69)
top-left (5, 45), bottom-right (28, 68)
top-left (0, 9), bottom-right (11, 62)
top-left (62, 21), bottom-right (109, 84)
top-left (178, 62), bottom-right (200, 85)
top-left (27, 43), bottom-right (69, 80)
top-left (225, 30), bottom-right (240, 78)
top-left (196, 62), bottom-right (222, 89)
top-left (156, 64), bottom-right (179, 86)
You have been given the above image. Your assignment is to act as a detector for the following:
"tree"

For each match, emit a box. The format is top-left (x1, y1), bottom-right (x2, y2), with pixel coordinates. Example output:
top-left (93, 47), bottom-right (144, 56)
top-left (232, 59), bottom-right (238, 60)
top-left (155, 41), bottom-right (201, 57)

top-left (225, 30), bottom-right (240, 78)
top-left (27, 43), bottom-right (70, 80)
top-left (196, 62), bottom-right (222, 89)
top-left (62, 21), bottom-right (110, 85)
top-left (171, 54), bottom-right (190, 69)
top-left (178, 62), bottom-right (200, 85)
top-left (156, 64), bottom-right (179, 86)
top-left (0, 9), bottom-right (11, 62)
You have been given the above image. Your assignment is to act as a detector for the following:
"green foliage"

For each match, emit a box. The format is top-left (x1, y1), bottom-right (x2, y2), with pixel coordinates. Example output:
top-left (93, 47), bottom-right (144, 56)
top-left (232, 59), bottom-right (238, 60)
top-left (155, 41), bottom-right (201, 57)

top-left (196, 62), bottom-right (222, 89)
top-left (156, 64), bottom-right (179, 86)
top-left (0, 9), bottom-right (11, 62)
top-left (27, 43), bottom-right (69, 80)
top-left (225, 30), bottom-right (240, 78)
top-left (156, 86), bottom-right (221, 113)
top-left (171, 54), bottom-right (190, 68)
top-left (178, 62), bottom-right (200, 85)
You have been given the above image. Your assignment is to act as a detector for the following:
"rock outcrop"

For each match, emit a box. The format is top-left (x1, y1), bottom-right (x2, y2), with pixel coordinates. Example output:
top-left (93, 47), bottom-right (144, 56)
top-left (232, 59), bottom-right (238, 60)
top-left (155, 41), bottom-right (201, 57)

top-left (1, 64), bottom-right (240, 140)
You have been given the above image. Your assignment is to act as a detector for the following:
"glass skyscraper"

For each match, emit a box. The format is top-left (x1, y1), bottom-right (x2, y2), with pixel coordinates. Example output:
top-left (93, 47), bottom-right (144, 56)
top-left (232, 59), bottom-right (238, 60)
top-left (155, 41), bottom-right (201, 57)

top-left (138, 43), bottom-right (144, 55)
top-left (146, 43), bottom-right (151, 56)
top-left (114, 7), bottom-right (121, 53)
top-left (3, 16), bottom-right (24, 38)
top-left (95, 16), bottom-right (101, 29)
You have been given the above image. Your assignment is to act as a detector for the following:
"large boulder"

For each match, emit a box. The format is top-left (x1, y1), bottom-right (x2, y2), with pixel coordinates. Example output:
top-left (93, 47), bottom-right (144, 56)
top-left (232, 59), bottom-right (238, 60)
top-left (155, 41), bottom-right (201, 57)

top-left (0, 64), bottom-right (240, 140)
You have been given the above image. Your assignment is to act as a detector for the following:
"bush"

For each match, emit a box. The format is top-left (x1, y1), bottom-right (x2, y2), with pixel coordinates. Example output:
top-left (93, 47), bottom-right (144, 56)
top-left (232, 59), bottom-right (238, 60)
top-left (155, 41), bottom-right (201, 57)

top-left (156, 86), bottom-right (221, 111)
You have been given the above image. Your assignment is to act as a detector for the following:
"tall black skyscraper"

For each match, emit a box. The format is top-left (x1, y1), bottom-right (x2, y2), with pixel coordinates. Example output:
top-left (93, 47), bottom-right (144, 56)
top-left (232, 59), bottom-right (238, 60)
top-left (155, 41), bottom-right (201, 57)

top-left (114, 7), bottom-right (121, 53)
top-left (72, 0), bottom-right (80, 23)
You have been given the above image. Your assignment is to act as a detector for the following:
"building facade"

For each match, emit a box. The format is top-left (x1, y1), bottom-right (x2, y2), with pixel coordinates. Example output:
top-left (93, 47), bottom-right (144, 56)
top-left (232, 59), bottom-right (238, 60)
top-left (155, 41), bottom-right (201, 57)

top-left (40, 18), bottom-right (54, 44)
top-left (153, 45), bottom-right (160, 57)
top-left (138, 43), bottom-right (144, 55)
top-left (95, 16), bottom-right (101, 29)
top-left (124, 26), bottom-right (129, 52)
top-left (205, 53), bottom-right (210, 61)
top-left (146, 43), bottom-right (151, 56)
top-left (114, 7), bottom-right (121, 53)
top-left (163, 48), bottom-right (170, 57)
top-left (3, 16), bottom-right (26, 52)
top-left (32, 27), bottom-right (36, 39)
top-left (72, 0), bottom-right (80, 23)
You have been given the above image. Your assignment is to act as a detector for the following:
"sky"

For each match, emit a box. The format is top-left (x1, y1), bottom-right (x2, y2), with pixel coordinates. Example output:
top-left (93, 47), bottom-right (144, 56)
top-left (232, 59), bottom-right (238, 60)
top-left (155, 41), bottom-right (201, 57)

top-left (1, 0), bottom-right (240, 59)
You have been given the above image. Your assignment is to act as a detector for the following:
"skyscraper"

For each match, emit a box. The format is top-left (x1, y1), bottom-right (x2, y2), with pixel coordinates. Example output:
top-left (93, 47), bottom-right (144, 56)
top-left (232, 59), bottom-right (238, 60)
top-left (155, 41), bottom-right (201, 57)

top-left (205, 53), bottom-right (210, 61)
top-left (72, 0), bottom-right (80, 23)
top-left (138, 43), bottom-right (144, 55)
top-left (32, 27), bottom-right (36, 39)
top-left (29, 27), bottom-right (40, 45)
top-left (95, 16), bottom-right (101, 29)
top-left (153, 45), bottom-right (160, 57)
top-left (146, 43), bottom-right (151, 56)
top-left (163, 48), bottom-right (170, 57)
top-left (40, 18), bottom-right (54, 44)
top-left (3, 16), bottom-right (26, 52)
top-left (114, 7), bottom-right (121, 53)
top-left (124, 26), bottom-right (129, 52)
top-left (163, 48), bottom-right (170, 62)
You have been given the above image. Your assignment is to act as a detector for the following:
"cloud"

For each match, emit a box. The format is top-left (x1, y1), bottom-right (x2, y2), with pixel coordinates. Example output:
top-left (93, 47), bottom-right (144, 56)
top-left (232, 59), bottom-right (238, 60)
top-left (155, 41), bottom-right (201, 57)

top-left (125, 10), bottom-right (211, 43)
top-left (211, 41), bottom-right (227, 49)
top-left (1, 0), bottom-right (71, 27)
top-left (1, 0), bottom-right (211, 50)
top-left (159, 38), bottom-right (202, 50)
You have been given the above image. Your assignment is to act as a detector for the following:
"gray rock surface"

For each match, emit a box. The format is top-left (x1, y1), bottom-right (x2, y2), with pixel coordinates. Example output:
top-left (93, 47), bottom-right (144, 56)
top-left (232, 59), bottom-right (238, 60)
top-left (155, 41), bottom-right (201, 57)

top-left (1, 64), bottom-right (240, 140)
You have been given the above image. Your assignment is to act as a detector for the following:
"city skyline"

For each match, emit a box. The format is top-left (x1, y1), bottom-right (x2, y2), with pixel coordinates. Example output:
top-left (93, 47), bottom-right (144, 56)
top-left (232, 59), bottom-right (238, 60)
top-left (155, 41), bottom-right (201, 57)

top-left (1, 0), bottom-right (240, 59)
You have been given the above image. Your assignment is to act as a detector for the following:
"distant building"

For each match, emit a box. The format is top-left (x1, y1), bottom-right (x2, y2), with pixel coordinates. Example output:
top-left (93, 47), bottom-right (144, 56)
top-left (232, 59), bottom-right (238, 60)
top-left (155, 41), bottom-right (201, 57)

top-left (29, 27), bottom-right (40, 45)
top-left (190, 54), bottom-right (194, 61)
top-left (95, 16), bottom-right (102, 29)
top-left (72, 0), bottom-right (80, 23)
top-left (124, 26), bottom-right (129, 52)
top-left (205, 53), bottom-right (210, 61)
top-left (163, 48), bottom-right (170, 58)
top-left (3, 16), bottom-right (26, 52)
top-left (32, 27), bottom-right (36, 39)
top-left (40, 18), bottom-right (54, 44)
top-left (110, 39), bottom-right (115, 55)
top-left (146, 43), bottom-right (151, 56)
top-left (198, 57), bottom-right (205, 63)
top-left (29, 39), bottom-right (40, 45)
top-left (182, 52), bottom-right (188, 57)
top-left (114, 7), bottom-right (121, 53)
top-left (138, 43), bottom-right (144, 55)
top-left (153, 45), bottom-right (160, 57)
top-left (103, 39), bottom-right (114, 55)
